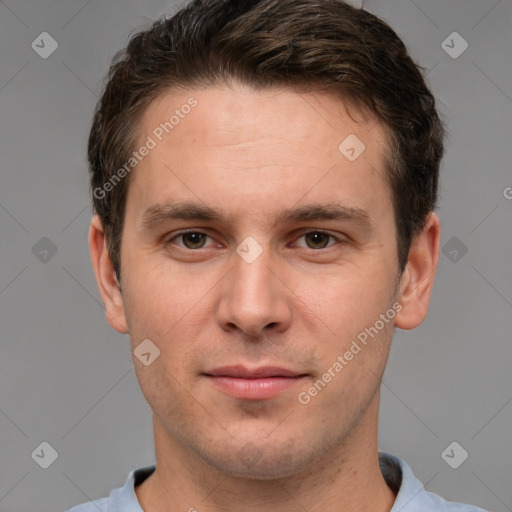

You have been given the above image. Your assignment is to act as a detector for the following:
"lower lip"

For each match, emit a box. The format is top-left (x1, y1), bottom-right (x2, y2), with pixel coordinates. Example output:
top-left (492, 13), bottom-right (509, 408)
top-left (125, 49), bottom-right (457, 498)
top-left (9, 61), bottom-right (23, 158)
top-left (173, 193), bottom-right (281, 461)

top-left (205, 376), bottom-right (306, 400)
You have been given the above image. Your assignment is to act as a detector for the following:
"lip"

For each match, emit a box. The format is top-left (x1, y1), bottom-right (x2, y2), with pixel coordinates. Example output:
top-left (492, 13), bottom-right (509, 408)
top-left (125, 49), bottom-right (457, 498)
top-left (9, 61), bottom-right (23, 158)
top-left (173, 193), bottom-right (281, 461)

top-left (205, 365), bottom-right (305, 379)
top-left (203, 365), bottom-right (309, 400)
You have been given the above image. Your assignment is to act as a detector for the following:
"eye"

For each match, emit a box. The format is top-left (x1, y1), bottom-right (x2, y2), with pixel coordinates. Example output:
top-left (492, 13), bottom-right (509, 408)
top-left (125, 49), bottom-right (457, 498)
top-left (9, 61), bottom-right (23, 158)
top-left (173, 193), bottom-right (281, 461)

top-left (165, 230), bottom-right (214, 250)
top-left (293, 230), bottom-right (342, 250)
top-left (164, 229), bottom-right (344, 252)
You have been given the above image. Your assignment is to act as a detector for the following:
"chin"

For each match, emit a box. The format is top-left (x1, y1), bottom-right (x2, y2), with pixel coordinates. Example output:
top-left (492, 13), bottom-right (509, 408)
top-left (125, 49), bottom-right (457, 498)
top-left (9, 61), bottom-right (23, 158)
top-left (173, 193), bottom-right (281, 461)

top-left (194, 435), bottom-right (324, 480)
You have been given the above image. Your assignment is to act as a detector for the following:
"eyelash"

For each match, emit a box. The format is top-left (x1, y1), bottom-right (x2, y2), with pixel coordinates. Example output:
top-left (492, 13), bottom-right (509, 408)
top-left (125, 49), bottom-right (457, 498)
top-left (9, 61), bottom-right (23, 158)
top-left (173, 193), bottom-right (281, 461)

top-left (164, 229), bottom-right (344, 251)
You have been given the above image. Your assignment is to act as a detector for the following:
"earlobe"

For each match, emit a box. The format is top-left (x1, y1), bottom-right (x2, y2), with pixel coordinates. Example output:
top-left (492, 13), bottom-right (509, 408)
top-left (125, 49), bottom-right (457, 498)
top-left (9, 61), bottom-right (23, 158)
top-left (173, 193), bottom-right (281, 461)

top-left (394, 212), bottom-right (441, 331)
top-left (88, 215), bottom-right (129, 334)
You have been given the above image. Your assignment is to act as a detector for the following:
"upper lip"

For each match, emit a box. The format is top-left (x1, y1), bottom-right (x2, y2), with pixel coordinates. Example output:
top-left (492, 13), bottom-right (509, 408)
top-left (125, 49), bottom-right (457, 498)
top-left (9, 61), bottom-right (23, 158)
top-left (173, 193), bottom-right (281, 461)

top-left (204, 365), bottom-right (306, 379)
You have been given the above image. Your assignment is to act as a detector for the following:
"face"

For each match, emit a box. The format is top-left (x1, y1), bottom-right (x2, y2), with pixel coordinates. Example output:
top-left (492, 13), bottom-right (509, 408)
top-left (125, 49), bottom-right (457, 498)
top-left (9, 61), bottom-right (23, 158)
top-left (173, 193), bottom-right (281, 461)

top-left (92, 82), bottom-right (436, 479)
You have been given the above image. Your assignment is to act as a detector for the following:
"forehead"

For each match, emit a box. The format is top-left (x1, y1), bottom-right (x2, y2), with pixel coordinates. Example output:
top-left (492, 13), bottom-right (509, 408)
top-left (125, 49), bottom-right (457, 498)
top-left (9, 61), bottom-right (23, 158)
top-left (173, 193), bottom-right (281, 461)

top-left (141, 82), bottom-right (386, 155)
top-left (126, 83), bottom-right (393, 229)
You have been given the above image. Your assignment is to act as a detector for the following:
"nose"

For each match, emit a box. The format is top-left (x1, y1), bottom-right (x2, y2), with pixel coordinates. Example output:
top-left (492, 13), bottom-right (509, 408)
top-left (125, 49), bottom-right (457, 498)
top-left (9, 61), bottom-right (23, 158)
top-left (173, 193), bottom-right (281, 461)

top-left (215, 243), bottom-right (292, 337)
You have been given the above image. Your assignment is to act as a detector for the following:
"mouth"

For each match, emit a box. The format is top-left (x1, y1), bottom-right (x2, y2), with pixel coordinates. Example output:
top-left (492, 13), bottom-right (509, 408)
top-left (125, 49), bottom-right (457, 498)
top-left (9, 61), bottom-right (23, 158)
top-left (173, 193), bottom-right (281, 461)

top-left (202, 365), bottom-right (309, 400)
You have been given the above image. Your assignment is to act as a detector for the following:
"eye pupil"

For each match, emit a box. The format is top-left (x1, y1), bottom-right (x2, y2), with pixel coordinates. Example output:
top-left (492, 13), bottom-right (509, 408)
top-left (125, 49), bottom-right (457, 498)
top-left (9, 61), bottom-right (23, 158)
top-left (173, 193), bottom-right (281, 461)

top-left (183, 232), bottom-right (206, 248)
top-left (306, 232), bottom-right (329, 249)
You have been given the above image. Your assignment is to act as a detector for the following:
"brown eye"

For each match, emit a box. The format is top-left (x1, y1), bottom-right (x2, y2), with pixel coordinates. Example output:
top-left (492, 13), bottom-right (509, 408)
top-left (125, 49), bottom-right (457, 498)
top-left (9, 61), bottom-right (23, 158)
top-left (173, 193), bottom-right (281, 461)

top-left (180, 232), bottom-right (207, 249)
top-left (165, 231), bottom-right (212, 250)
top-left (304, 232), bottom-right (332, 249)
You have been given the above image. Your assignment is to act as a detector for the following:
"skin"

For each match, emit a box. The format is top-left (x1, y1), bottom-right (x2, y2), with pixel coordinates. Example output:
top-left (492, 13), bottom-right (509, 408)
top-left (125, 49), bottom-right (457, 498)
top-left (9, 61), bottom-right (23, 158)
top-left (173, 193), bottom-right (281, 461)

top-left (89, 81), bottom-right (440, 512)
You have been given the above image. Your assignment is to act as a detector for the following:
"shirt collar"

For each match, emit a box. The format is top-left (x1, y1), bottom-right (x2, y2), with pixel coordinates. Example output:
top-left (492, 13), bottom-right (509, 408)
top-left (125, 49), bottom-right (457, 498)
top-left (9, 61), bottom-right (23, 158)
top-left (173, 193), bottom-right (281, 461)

top-left (108, 452), bottom-right (425, 511)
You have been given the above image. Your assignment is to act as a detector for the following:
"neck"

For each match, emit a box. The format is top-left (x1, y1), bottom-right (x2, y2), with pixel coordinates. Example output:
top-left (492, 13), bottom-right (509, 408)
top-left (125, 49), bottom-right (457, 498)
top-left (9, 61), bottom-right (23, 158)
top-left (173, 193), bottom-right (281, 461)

top-left (136, 395), bottom-right (396, 512)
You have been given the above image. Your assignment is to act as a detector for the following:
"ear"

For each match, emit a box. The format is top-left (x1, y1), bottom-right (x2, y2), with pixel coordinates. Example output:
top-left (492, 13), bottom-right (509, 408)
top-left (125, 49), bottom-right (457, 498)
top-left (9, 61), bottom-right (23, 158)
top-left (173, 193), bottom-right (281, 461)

top-left (394, 212), bottom-right (441, 330)
top-left (89, 215), bottom-right (129, 334)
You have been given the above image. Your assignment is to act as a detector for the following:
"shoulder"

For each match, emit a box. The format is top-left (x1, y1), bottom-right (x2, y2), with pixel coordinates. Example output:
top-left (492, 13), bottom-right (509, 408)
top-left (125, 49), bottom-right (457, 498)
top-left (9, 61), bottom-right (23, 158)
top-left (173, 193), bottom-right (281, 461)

top-left (64, 464), bottom-right (156, 512)
top-left (379, 452), bottom-right (487, 512)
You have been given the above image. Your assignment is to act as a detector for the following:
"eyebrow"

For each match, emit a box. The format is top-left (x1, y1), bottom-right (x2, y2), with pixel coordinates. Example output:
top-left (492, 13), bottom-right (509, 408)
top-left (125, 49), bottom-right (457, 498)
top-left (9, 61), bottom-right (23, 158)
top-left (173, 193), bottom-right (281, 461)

top-left (139, 200), bottom-right (375, 233)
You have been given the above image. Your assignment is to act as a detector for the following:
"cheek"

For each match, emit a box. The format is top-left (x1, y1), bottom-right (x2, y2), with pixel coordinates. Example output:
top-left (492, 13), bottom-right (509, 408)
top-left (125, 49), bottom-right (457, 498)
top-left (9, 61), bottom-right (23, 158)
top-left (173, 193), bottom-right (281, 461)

top-left (121, 264), bottom-right (210, 375)
top-left (295, 261), bottom-right (394, 337)
top-left (126, 291), bottom-right (200, 416)
top-left (122, 258), bottom-right (204, 335)
top-left (132, 359), bottom-right (193, 437)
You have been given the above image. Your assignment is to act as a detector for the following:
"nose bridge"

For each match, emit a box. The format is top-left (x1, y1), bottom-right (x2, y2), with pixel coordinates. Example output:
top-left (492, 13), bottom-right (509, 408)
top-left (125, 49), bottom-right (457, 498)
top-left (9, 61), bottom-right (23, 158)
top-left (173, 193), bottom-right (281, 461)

top-left (216, 237), bottom-right (291, 335)
top-left (233, 242), bottom-right (274, 302)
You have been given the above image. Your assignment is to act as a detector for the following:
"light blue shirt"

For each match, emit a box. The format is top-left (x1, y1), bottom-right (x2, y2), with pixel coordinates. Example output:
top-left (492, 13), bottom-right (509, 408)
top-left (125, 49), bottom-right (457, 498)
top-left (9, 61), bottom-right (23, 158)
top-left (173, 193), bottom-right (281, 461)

top-left (67, 452), bottom-right (487, 511)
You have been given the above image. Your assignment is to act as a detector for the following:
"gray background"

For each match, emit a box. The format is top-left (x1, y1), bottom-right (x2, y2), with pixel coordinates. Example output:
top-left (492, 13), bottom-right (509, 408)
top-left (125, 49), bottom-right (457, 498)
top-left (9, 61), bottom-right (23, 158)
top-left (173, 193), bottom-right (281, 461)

top-left (0, 0), bottom-right (511, 510)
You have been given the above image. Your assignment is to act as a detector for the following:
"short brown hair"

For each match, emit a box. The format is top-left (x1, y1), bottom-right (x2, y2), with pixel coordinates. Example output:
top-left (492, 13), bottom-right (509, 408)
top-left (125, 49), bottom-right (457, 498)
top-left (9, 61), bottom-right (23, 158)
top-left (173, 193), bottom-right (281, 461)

top-left (88, 0), bottom-right (444, 280)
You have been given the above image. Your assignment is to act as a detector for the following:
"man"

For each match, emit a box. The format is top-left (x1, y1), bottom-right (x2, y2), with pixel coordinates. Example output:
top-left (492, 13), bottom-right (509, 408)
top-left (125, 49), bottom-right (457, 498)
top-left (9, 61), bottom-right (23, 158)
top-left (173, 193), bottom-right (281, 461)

top-left (68, 0), bottom-right (486, 510)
